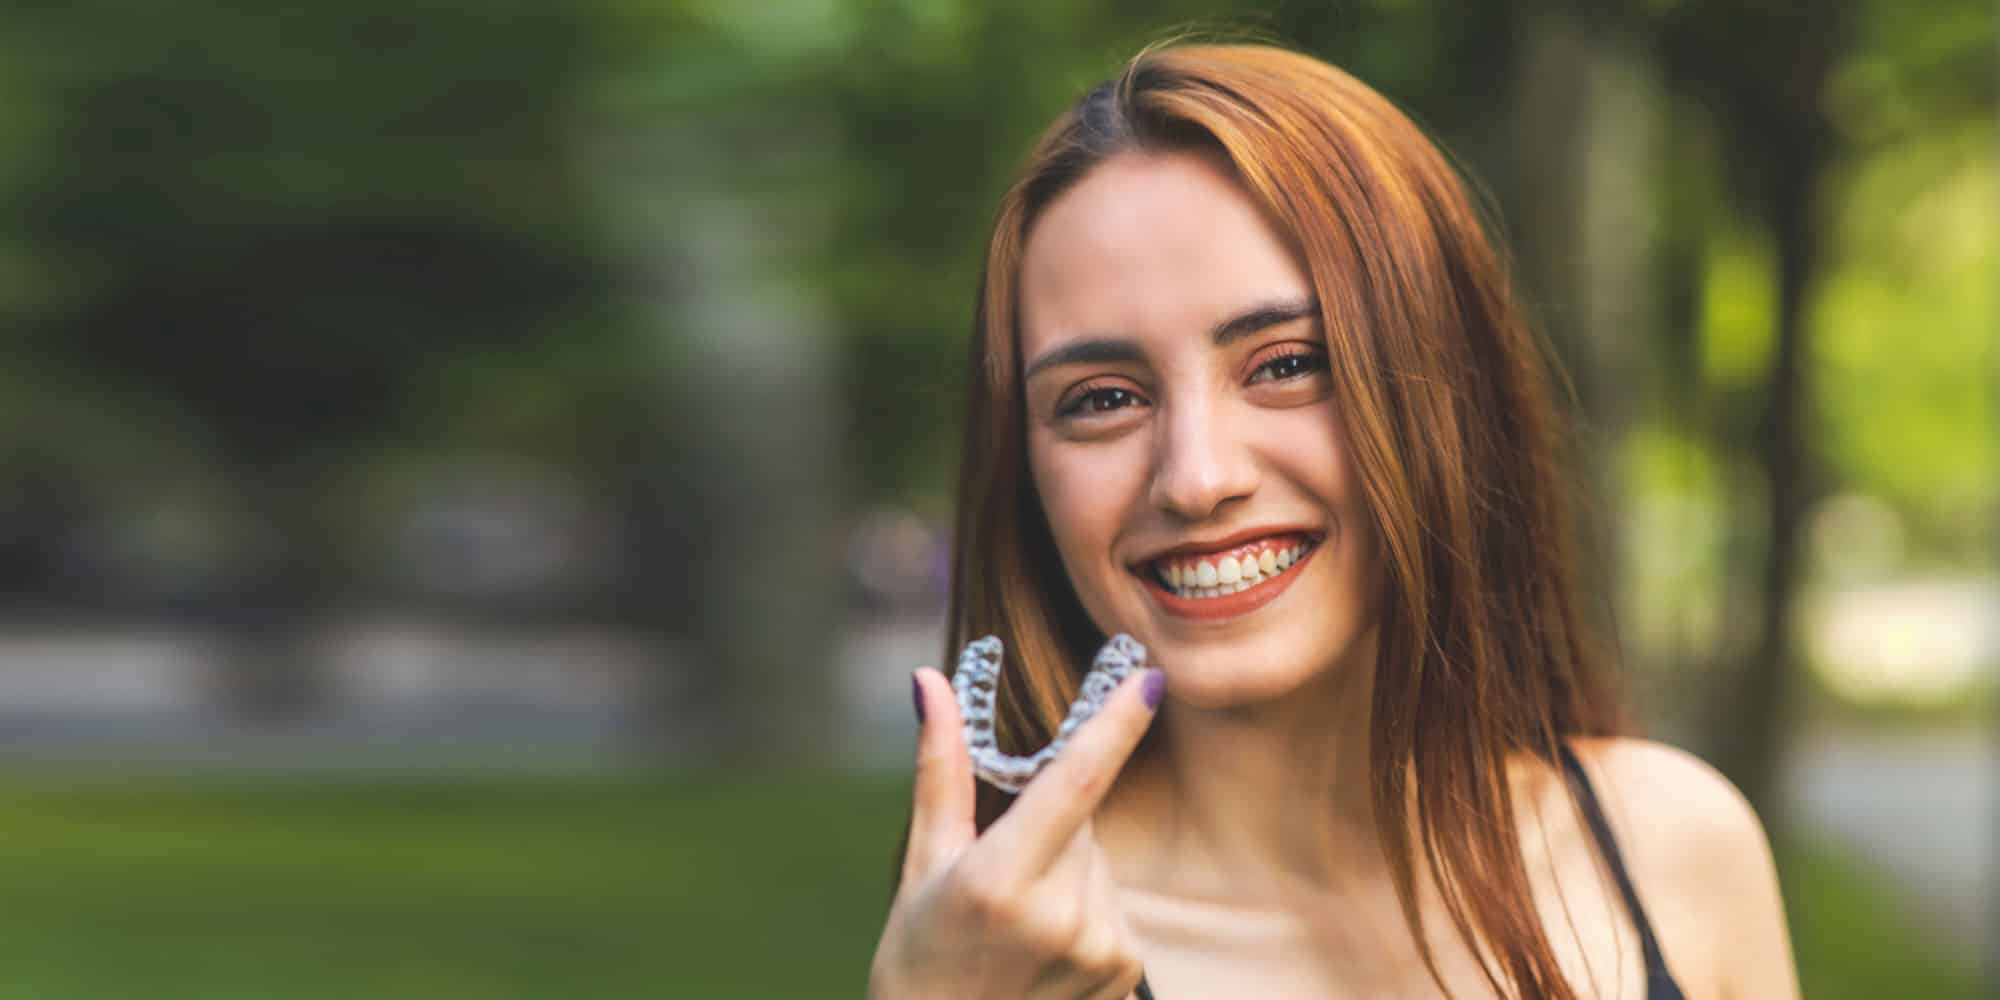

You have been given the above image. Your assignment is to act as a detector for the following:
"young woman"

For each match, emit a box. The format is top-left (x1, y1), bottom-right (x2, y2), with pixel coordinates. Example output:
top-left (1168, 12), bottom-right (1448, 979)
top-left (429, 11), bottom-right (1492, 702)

top-left (870, 43), bottom-right (1798, 999)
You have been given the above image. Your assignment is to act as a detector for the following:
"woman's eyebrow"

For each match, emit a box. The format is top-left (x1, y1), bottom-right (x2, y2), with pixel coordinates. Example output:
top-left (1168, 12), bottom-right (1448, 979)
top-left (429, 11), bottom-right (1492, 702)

top-left (1023, 338), bottom-right (1144, 379)
top-left (1022, 295), bottom-right (1320, 380)
top-left (1212, 296), bottom-right (1319, 347)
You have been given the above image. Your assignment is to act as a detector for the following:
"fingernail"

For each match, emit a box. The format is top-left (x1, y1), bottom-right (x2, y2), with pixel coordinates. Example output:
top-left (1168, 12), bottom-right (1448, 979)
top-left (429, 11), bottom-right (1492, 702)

top-left (912, 673), bottom-right (926, 724)
top-left (1141, 669), bottom-right (1166, 709)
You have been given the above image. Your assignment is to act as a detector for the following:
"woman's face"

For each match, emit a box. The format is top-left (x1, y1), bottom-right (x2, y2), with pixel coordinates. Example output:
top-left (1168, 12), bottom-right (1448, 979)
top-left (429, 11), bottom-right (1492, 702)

top-left (1018, 149), bottom-right (1381, 708)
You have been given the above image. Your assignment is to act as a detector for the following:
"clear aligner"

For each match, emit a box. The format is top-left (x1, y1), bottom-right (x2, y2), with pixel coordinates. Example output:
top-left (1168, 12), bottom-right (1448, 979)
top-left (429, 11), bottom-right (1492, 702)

top-left (952, 633), bottom-right (1148, 793)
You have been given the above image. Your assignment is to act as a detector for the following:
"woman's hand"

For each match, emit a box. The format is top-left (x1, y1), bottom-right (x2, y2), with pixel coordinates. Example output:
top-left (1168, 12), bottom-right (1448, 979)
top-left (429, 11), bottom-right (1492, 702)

top-left (868, 664), bottom-right (1165, 1000)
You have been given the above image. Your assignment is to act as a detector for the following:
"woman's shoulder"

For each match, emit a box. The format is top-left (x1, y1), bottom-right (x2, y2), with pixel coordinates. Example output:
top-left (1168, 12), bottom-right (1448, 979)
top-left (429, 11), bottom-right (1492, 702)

top-left (1563, 736), bottom-right (1769, 880)
top-left (1567, 737), bottom-right (1759, 842)
top-left (1563, 735), bottom-right (1800, 998)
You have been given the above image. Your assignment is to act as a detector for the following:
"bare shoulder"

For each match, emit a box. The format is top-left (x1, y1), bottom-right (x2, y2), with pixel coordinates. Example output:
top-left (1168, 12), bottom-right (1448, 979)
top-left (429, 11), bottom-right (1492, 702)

top-left (1567, 736), bottom-right (1800, 999)
top-left (1569, 737), bottom-right (1762, 858)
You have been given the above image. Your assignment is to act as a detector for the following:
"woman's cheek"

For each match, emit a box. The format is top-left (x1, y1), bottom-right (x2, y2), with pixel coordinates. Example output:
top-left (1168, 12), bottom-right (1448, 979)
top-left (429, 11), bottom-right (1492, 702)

top-left (1039, 455), bottom-right (1105, 548)
top-left (1034, 450), bottom-right (1127, 589)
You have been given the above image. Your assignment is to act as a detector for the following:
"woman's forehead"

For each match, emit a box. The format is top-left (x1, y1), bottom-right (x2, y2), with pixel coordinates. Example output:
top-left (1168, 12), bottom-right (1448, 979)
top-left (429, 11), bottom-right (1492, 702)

top-left (1016, 150), bottom-right (1314, 360)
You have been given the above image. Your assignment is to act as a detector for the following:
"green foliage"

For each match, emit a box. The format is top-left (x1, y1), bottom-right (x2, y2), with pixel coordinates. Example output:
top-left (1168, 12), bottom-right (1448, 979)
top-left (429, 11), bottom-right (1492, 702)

top-left (1631, 0), bottom-right (1998, 577)
top-left (1699, 226), bottom-right (1778, 390)
top-left (1812, 121), bottom-right (1996, 539)
top-left (0, 0), bottom-right (629, 465)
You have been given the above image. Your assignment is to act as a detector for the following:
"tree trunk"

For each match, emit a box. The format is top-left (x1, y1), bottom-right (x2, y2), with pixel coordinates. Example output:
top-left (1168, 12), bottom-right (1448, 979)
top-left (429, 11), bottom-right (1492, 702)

top-left (659, 202), bottom-right (844, 766)
top-left (1652, 102), bottom-right (1715, 736)
top-left (586, 118), bottom-right (846, 768)
top-left (1711, 148), bottom-right (1822, 830)
top-left (1508, 13), bottom-right (1665, 706)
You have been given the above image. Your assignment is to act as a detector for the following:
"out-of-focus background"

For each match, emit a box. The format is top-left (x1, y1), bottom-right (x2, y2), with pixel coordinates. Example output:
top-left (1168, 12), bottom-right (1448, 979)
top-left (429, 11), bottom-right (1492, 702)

top-left (0, 1), bottom-right (1991, 996)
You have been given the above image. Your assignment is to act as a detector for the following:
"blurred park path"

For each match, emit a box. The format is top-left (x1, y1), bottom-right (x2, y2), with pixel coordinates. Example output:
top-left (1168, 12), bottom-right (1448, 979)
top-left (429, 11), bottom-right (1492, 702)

top-left (0, 620), bottom-right (651, 771)
top-left (1785, 726), bottom-right (1995, 953)
top-left (0, 614), bottom-right (1989, 959)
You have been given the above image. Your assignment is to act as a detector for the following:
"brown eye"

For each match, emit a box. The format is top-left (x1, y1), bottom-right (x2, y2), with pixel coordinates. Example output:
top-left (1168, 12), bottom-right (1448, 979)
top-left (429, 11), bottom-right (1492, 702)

top-left (1058, 384), bottom-right (1144, 419)
top-left (1249, 348), bottom-right (1329, 384)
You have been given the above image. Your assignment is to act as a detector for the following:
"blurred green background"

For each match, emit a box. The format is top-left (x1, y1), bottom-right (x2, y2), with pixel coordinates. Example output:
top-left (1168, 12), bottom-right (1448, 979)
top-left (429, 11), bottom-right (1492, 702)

top-left (0, 0), bottom-right (1992, 996)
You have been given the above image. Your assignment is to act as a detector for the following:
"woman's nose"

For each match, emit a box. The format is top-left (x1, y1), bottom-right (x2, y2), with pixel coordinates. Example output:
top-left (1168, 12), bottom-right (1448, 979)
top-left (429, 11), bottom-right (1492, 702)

top-left (1147, 397), bottom-right (1257, 521)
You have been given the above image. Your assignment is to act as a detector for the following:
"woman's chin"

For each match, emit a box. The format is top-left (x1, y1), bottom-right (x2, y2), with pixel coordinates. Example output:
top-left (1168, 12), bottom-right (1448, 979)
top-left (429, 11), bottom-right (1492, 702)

top-left (1146, 652), bottom-right (1329, 710)
top-left (1136, 625), bottom-right (1374, 712)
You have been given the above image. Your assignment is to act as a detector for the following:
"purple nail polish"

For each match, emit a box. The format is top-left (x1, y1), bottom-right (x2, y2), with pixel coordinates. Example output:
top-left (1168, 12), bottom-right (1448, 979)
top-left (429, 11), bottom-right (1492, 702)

top-left (912, 675), bottom-right (926, 723)
top-left (1141, 669), bottom-right (1166, 709)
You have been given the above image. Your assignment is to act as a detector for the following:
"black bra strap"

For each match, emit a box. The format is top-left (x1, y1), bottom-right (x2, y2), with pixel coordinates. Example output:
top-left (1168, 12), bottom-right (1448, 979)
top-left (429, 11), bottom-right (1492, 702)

top-left (1557, 742), bottom-right (1672, 979)
top-left (1134, 972), bottom-right (1156, 1000)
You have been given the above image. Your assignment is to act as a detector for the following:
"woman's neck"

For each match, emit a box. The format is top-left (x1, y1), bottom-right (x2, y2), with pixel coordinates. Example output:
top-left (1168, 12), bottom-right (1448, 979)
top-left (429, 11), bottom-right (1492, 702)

top-left (1097, 627), bottom-right (1388, 901)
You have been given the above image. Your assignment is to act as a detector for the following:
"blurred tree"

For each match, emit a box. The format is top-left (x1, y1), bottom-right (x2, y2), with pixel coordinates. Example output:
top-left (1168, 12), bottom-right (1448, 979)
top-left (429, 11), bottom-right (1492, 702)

top-left (4, 0), bottom-right (1985, 776)
top-left (1551, 0), bottom-right (1996, 821)
top-left (1, 0), bottom-right (625, 715)
top-left (577, 2), bottom-right (854, 763)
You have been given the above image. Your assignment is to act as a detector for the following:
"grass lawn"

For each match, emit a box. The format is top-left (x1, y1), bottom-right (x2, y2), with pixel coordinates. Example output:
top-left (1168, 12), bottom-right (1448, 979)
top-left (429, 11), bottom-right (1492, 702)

top-left (0, 773), bottom-right (1981, 998)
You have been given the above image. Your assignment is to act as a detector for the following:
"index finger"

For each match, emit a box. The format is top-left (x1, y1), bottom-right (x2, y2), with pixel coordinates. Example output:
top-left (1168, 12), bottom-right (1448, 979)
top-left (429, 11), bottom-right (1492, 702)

top-left (981, 667), bottom-right (1164, 874)
top-left (905, 667), bottom-right (976, 882)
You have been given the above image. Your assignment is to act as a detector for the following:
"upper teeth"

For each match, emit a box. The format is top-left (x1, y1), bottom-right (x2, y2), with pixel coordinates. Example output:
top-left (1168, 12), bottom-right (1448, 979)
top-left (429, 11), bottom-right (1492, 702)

top-left (1157, 542), bottom-right (1312, 598)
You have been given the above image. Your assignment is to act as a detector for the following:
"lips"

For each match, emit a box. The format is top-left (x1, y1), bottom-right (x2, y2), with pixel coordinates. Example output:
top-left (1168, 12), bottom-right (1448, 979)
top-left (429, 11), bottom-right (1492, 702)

top-left (1129, 528), bottom-right (1324, 620)
top-left (1152, 535), bottom-right (1315, 594)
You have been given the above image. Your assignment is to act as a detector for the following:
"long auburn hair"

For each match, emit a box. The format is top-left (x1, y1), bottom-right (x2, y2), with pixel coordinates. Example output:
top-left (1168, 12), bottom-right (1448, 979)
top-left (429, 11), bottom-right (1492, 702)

top-left (937, 42), bottom-right (1628, 999)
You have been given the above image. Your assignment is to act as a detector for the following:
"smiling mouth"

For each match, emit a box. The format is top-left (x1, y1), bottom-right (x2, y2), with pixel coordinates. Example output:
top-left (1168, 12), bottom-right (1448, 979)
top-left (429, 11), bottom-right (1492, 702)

top-left (1140, 532), bottom-right (1321, 601)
